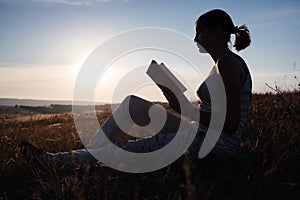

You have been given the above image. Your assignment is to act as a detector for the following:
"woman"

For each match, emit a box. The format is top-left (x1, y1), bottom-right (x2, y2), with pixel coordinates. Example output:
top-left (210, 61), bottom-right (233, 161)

top-left (21, 9), bottom-right (252, 169)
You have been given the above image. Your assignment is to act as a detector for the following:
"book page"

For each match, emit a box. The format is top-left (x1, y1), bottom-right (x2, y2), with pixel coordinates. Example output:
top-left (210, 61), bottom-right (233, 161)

top-left (146, 60), bottom-right (187, 95)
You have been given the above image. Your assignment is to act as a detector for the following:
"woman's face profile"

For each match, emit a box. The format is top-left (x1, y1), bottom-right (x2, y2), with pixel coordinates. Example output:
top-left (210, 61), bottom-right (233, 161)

top-left (195, 21), bottom-right (225, 54)
top-left (194, 23), bottom-right (209, 53)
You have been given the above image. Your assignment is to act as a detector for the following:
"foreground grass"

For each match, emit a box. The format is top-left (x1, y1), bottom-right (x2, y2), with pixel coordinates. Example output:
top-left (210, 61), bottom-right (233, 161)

top-left (0, 92), bottom-right (299, 199)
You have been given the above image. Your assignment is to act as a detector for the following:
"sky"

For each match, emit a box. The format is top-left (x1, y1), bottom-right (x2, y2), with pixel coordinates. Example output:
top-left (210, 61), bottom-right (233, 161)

top-left (0, 0), bottom-right (299, 103)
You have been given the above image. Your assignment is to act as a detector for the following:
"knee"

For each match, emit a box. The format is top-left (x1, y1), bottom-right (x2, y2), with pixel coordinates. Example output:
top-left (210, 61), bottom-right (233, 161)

top-left (124, 95), bottom-right (147, 106)
top-left (122, 95), bottom-right (152, 113)
top-left (124, 95), bottom-right (138, 102)
top-left (120, 95), bottom-right (140, 113)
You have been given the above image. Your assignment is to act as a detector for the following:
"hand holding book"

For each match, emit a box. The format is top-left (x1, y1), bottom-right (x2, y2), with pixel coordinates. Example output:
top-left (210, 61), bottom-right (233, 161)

top-left (159, 84), bottom-right (181, 113)
top-left (146, 60), bottom-right (198, 118)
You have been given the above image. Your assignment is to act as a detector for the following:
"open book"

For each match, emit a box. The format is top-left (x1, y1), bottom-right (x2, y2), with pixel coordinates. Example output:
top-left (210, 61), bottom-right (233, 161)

top-left (146, 60), bottom-right (187, 95)
top-left (147, 60), bottom-right (196, 118)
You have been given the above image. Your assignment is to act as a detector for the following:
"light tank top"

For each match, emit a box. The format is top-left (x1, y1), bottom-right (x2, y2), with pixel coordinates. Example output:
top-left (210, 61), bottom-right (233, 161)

top-left (197, 53), bottom-right (252, 154)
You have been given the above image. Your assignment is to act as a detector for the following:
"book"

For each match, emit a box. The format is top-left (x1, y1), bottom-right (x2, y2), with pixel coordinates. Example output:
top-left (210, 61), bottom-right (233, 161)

top-left (146, 60), bottom-right (187, 95)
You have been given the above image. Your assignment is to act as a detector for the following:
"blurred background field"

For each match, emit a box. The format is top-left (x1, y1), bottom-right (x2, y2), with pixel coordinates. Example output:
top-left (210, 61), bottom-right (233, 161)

top-left (0, 92), bottom-right (299, 199)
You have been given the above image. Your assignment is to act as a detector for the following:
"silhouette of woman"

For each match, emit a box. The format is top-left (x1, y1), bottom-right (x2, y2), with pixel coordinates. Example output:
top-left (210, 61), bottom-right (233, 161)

top-left (21, 9), bottom-right (252, 170)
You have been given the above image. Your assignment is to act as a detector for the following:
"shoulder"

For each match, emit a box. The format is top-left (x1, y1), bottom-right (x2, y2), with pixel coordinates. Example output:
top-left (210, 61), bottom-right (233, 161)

top-left (217, 53), bottom-right (242, 71)
top-left (217, 53), bottom-right (246, 83)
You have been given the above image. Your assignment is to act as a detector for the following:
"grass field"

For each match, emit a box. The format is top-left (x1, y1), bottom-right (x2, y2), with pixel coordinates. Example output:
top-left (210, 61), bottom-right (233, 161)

top-left (0, 92), bottom-right (299, 199)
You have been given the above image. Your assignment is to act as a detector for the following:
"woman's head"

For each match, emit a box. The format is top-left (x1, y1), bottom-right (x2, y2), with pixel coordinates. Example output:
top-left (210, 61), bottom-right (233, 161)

top-left (194, 9), bottom-right (251, 51)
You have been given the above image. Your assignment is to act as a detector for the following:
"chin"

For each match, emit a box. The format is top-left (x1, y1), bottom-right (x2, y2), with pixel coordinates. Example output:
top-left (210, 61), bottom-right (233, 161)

top-left (198, 48), bottom-right (208, 53)
top-left (197, 43), bottom-right (208, 53)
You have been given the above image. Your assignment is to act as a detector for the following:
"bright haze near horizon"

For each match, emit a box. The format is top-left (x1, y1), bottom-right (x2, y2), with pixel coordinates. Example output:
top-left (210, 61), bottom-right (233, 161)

top-left (0, 0), bottom-right (299, 103)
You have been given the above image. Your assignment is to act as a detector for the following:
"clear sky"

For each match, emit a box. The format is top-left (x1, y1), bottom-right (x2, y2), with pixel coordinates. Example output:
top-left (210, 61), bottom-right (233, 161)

top-left (0, 0), bottom-right (299, 102)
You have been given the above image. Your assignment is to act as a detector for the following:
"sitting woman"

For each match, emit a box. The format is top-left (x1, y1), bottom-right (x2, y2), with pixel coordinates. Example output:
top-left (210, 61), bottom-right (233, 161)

top-left (20, 9), bottom-right (252, 171)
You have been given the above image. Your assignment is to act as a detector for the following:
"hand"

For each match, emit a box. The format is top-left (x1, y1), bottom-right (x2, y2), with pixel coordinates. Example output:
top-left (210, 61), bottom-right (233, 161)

top-left (159, 85), bottom-right (181, 113)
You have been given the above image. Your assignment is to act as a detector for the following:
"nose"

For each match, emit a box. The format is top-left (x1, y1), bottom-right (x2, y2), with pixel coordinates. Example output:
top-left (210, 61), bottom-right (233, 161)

top-left (194, 34), bottom-right (198, 42)
top-left (194, 32), bottom-right (200, 43)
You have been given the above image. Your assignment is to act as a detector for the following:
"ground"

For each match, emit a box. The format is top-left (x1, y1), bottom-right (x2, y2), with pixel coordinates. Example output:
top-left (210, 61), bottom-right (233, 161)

top-left (0, 92), bottom-right (299, 199)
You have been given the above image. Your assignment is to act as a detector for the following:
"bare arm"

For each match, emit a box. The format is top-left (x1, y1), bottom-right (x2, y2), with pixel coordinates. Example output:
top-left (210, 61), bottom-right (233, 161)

top-left (161, 87), bottom-right (211, 126)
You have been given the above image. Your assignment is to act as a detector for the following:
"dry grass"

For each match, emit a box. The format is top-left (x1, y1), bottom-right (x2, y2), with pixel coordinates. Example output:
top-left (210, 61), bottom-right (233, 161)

top-left (0, 92), bottom-right (299, 199)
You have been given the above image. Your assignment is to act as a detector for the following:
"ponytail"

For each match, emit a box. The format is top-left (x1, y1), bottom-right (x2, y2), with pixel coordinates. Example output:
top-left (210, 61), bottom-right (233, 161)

top-left (232, 25), bottom-right (251, 51)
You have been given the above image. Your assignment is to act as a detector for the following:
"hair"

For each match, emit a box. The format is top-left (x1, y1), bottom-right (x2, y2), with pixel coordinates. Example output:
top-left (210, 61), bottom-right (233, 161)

top-left (195, 9), bottom-right (251, 51)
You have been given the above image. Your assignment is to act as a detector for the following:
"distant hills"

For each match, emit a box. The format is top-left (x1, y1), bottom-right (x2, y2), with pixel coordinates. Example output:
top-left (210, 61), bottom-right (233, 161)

top-left (0, 98), bottom-right (105, 106)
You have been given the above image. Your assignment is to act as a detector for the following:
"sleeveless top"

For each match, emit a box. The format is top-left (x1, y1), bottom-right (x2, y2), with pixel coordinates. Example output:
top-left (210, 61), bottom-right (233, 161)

top-left (196, 53), bottom-right (252, 155)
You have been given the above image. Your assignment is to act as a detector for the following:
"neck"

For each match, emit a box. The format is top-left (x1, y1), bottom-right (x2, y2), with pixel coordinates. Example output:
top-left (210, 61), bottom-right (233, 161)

top-left (208, 45), bottom-right (231, 63)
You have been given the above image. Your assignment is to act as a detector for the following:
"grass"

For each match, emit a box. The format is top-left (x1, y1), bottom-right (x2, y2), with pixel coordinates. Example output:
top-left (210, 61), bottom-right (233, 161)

top-left (0, 92), bottom-right (299, 199)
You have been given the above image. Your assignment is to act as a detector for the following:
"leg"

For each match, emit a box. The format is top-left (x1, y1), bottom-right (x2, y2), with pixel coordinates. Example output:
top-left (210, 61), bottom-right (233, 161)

top-left (118, 119), bottom-right (205, 155)
top-left (99, 95), bottom-right (182, 143)
top-left (51, 149), bottom-right (98, 167)
top-left (53, 95), bottom-right (182, 166)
